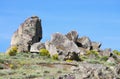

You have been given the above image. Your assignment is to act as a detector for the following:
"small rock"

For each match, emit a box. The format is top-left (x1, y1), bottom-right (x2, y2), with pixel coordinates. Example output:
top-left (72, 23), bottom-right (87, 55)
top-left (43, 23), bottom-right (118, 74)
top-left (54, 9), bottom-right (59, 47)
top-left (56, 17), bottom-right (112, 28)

top-left (30, 42), bottom-right (45, 53)
top-left (101, 48), bottom-right (112, 56)
top-left (107, 57), bottom-right (116, 63)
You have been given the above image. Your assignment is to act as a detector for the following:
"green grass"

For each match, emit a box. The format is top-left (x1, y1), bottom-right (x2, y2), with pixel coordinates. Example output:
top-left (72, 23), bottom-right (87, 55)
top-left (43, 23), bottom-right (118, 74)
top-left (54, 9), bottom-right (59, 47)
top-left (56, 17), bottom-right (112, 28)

top-left (0, 51), bottom-right (119, 79)
top-left (0, 53), bottom-right (73, 79)
top-left (113, 50), bottom-right (120, 56)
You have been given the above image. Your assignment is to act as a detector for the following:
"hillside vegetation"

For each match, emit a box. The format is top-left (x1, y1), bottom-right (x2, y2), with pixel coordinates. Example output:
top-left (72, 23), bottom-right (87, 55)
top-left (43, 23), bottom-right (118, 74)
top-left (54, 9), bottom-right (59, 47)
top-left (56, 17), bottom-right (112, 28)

top-left (0, 50), bottom-right (120, 79)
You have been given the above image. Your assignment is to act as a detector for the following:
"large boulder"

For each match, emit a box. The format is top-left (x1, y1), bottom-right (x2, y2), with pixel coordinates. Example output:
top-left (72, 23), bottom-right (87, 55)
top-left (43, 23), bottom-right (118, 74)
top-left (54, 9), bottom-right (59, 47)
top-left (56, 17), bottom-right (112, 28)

top-left (65, 30), bottom-right (78, 42)
top-left (30, 42), bottom-right (45, 53)
top-left (46, 33), bottom-right (80, 60)
top-left (76, 36), bottom-right (92, 50)
top-left (10, 16), bottom-right (42, 52)
top-left (51, 33), bottom-right (80, 54)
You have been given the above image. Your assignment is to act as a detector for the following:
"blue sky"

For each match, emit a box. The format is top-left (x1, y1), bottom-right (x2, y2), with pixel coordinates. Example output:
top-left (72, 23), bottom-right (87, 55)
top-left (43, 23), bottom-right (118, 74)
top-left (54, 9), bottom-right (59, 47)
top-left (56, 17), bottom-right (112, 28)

top-left (0, 0), bottom-right (120, 52)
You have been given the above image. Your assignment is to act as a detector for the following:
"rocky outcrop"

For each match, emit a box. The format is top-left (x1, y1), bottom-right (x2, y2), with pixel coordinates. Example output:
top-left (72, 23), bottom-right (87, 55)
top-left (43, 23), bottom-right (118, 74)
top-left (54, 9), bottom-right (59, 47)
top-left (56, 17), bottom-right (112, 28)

top-left (45, 33), bottom-right (80, 60)
top-left (10, 16), bottom-right (42, 52)
top-left (6, 16), bottom-right (120, 79)
top-left (8, 16), bottom-right (118, 61)
top-left (57, 63), bottom-right (120, 79)
top-left (69, 63), bottom-right (120, 79)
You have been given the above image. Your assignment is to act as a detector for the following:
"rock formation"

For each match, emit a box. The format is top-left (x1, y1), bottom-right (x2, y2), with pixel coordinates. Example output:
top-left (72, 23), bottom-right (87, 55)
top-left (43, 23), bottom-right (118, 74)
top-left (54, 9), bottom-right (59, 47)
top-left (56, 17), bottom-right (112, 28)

top-left (50, 33), bottom-right (80, 54)
top-left (10, 16), bottom-right (42, 52)
top-left (45, 32), bottom-right (80, 60)
top-left (6, 16), bottom-right (120, 79)
top-left (8, 16), bottom-right (120, 61)
top-left (68, 63), bottom-right (120, 79)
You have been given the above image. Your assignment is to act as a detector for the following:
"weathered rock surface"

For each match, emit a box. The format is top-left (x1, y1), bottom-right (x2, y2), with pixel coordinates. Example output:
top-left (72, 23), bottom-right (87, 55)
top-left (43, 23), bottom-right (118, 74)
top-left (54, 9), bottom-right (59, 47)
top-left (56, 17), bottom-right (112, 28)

top-left (45, 33), bottom-right (80, 60)
top-left (10, 16), bottom-right (42, 52)
top-left (30, 42), bottom-right (45, 53)
top-left (91, 42), bottom-right (101, 51)
top-left (70, 63), bottom-right (120, 79)
top-left (45, 41), bottom-right (58, 56)
top-left (51, 33), bottom-right (80, 54)
top-left (66, 30), bottom-right (78, 42)
top-left (76, 36), bottom-right (91, 50)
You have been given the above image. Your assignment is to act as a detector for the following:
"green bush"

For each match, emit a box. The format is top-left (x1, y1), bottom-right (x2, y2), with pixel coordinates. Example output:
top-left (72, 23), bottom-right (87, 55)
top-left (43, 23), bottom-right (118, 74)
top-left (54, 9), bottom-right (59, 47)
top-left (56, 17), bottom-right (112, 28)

top-left (113, 50), bottom-right (120, 56)
top-left (6, 46), bottom-right (18, 56)
top-left (66, 59), bottom-right (73, 62)
top-left (39, 49), bottom-right (50, 57)
top-left (86, 50), bottom-right (99, 55)
top-left (9, 64), bottom-right (17, 69)
top-left (86, 50), bottom-right (100, 58)
top-left (52, 54), bottom-right (59, 60)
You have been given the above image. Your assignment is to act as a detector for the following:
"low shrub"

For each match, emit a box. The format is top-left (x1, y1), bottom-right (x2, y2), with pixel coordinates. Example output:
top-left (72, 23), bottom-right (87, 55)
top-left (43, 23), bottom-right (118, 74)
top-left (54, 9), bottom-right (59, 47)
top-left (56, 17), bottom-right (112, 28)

top-left (66, 59), bottom-right (73, 62)
top-left (52, 54), bottom-right (59, 60)
top-left (113, 50), bottom-right (120, 56)
top-left (86, 50), bottom-right (99, 55)
top-left (6, 46), bottom-right (18, 56)
top-left (86, 50), bottom-right (100, 58)
top-left (39, 49), bottom-right (50, 57)
top-left (9, 64), bottom-right (17, 69)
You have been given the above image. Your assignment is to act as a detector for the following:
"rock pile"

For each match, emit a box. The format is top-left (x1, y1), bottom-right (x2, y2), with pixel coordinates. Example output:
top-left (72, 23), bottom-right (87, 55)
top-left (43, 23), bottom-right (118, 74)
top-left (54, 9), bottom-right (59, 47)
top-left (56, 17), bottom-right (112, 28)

top-left (7, 16), bottom-right (120, 62)
top-left (6, 16), bottom-right (120, 79)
